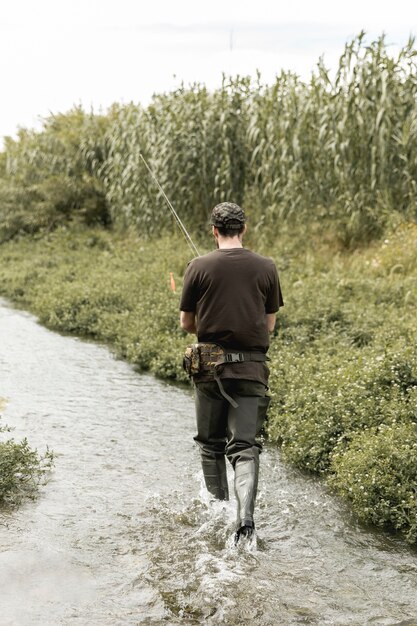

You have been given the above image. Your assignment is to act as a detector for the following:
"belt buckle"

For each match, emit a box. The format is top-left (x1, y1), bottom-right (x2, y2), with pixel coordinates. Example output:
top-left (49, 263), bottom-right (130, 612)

top-left (226, 352), bottom-right (244, 363)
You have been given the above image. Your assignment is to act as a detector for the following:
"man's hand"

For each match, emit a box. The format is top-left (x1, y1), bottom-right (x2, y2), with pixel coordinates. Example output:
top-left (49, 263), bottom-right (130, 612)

top-left (180, 311), bottom-right (197, 334)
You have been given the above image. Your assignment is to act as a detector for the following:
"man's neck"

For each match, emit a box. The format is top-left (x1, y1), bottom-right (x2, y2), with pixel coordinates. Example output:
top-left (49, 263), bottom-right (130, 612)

top-left (216, 235), bottom-right (243, 249)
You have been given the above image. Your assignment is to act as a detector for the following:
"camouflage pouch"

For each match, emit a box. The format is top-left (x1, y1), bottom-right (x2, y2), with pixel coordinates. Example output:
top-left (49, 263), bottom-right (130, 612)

top-left (183, 343), bottom-right (240, 407)
top-left (183, 343), bottom-right (225, 378)
top-left (183, 344), bottom-right (201, 377)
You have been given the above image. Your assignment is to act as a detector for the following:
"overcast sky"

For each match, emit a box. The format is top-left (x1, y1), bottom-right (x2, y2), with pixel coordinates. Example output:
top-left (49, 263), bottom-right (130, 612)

top-left (1, 0), bottom-right (416, 143)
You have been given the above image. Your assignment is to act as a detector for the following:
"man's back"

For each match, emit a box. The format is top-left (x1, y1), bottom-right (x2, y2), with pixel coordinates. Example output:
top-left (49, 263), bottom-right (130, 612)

top-left (180, 248), bottom-right (282, 351)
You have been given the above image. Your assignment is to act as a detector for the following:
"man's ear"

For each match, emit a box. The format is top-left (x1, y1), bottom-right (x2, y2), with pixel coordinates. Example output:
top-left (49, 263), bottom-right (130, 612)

top-left (212, 225), bottom-right (219, 237)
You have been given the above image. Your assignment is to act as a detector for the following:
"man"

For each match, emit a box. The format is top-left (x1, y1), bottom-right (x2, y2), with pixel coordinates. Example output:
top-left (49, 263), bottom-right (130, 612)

top-left (180, 202), bottom-right (283, 543)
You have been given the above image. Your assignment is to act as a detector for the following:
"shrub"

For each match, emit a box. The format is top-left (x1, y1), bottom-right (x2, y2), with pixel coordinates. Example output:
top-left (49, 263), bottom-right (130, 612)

top-left (0, 418), bottom-right (54, 507)
top-left (329, 423), bottom-right (417, 543)
top-left (0, 109), bottom-right (111, 242)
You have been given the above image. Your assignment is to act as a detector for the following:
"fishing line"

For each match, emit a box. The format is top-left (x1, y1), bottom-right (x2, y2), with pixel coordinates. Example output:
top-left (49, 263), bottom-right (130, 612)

top-left (139, 153), bottom-right (200, 257)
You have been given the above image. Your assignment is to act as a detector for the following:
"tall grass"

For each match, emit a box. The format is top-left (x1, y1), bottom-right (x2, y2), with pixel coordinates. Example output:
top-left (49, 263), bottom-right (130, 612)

top-left (1, 34), bottom-right (416, 245)
top-left (0, 108), bottom-right (110, 241)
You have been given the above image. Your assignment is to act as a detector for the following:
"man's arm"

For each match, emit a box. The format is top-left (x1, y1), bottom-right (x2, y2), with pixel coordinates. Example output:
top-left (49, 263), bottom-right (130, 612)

top-left (180, 311), bottom-right (197, 334)
top-left (266, 313), bottom-right (276, 333)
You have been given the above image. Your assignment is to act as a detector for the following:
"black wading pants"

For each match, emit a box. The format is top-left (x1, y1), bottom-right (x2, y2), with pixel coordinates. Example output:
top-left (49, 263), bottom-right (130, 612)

top-left (194, 379), bottom-right (270, 530)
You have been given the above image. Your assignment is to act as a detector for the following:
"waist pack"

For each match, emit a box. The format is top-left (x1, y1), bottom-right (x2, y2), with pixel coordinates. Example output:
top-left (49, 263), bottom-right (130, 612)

top-left (183, 342), bottom-right (268, 407)
top-left (183, 343), bottom-right (225, 377)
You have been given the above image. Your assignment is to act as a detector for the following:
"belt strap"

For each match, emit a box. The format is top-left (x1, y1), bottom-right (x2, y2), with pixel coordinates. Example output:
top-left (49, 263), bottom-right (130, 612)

top-left (223, 351), bottom-right (268, 363)
top-left (212, 350), bottom-right (268, 407)
top-left (213, 371), bottom-right (239, 408)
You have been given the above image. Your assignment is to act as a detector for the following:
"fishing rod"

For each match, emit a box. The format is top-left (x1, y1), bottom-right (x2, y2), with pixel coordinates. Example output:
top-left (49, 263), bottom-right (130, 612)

top-left (139, 153), bottom-right (200, 258)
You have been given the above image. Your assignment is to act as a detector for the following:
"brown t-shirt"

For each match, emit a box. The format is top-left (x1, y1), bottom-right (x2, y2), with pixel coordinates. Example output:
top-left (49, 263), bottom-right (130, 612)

top-left (180, 248), bottom-right (284, 385)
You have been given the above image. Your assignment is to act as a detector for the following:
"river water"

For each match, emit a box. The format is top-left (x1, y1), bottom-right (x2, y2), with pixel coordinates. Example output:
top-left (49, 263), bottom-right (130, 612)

top-left (0, 300), bottom-right (417, 625)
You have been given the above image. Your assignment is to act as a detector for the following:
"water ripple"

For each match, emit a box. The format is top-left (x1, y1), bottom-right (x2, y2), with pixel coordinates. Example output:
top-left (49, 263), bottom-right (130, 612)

top-left (1, 299), bottom-right (417, 625)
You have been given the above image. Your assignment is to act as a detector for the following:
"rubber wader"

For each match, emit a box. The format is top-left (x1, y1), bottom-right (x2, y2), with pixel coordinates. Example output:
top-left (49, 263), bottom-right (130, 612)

top-left (201, 454), bottom-right (229, 501)
top-left (234, 455), bottom-right (259, 530)
top-left (194, 382), bottom-right (269, 540)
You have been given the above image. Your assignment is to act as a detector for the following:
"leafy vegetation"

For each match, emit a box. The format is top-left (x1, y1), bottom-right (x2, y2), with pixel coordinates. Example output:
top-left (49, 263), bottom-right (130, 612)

top-left (0, 108), bottom-right (110, 242)
top-left (0, 224), bottom-right (415, 540)
top-left (0, 403), bottom-right (54, 507)
top-left (1, 34), bottom-right (416, 247)
top-left (0, 32), bottom-right (416, 535)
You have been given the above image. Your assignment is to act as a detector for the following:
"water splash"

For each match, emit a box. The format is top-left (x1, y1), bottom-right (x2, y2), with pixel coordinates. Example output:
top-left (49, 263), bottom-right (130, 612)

top-left (1, 299), bottom-right (417, 625)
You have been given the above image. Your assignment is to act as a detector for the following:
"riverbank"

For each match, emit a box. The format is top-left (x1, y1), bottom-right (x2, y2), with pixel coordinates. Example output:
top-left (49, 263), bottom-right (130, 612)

top-left (0, 223), bottom-right (416, 542)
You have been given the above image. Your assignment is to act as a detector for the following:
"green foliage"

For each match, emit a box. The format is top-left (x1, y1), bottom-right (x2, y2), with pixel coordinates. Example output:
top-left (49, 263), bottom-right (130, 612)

top-left (264, 223), bottom-right (417, 542)
top-left (0, 223), bottom-right (416, 540)
top-left (0, 31), bottom-right (417, 539)
top-left (0, 108), bottom-right (111, 242)
top-left (1, 35), bottom-right (417, 246)
top-left (329, 423), bottom-right (417, 543)
top-left (0, 416), bottom-right (54, 507)
top-left (0, 228), bottom-right (193, 382)
top-left (267, 345), bottom-right (417, 472)
top-left (103, 77), bottom-right (252, 234)
top-left (94, 35), bottom-right (417, 244)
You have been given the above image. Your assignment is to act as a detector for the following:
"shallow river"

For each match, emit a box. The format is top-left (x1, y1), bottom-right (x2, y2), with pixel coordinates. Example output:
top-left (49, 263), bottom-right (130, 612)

top-left (1, 300), bottom-right (417, 625)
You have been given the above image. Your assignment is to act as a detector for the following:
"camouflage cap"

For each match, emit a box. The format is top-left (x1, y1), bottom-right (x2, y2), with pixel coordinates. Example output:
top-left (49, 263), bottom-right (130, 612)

top-left (211, 202), bottom-right (246, 229)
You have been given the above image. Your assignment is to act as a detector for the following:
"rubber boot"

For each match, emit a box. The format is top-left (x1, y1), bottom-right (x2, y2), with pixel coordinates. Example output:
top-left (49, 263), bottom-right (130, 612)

top-left (201, 455), bottom-right (229, 501)
top-left (234, 458), bottom-right (258, 542)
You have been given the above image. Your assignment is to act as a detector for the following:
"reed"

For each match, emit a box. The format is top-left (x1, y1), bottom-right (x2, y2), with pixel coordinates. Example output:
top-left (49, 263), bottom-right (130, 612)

top-left (1, 34), bottom-right (416, 245)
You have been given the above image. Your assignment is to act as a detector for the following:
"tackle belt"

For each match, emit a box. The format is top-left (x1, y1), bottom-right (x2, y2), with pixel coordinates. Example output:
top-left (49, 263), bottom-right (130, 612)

top-left (183, 343), bottom-right (268, 408)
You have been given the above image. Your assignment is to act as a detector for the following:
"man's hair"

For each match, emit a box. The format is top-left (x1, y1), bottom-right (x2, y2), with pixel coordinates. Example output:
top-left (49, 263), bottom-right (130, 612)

top-left (216, 224), bottom-right (245, 237)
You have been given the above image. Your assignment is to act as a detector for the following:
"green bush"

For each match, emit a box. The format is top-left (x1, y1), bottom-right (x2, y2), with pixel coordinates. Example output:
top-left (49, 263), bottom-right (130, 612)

top-left (0, 416), bottom-right (54, 507)
top-left (267, 346), bottom-right (417, 472)
top-left (0, 109), bottom-right (111, 242)
top-left (329, 422), bottom-right (417, 543)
